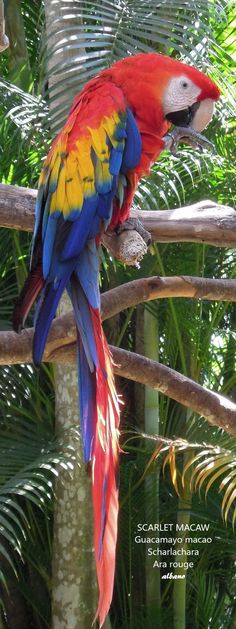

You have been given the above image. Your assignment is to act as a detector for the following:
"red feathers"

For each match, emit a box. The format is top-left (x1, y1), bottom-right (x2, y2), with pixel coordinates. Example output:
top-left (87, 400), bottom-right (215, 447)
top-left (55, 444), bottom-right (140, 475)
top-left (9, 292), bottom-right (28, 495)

top-left (13, 264), bottom-right (44, 333)
top-left (90, 308), bottom-right (120, 627)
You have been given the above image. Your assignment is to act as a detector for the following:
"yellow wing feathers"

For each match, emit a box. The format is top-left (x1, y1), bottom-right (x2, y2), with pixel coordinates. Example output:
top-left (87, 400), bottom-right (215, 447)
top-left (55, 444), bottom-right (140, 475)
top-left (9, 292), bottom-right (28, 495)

top-left (38, 108), bottom-right (126, 221)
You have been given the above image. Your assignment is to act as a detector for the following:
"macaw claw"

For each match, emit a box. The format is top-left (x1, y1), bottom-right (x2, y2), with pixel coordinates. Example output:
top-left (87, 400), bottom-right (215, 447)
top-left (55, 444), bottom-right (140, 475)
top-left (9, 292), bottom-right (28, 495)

top-left (115, 217), bottom-right (152, 246)
top-left (163, 126), bottom-right (215, 155)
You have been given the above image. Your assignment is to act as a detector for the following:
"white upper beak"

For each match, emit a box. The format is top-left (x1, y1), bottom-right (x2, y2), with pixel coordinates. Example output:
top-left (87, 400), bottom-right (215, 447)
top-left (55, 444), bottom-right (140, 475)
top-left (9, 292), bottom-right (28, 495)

top-left (191, 98), bottom-right (215, 132)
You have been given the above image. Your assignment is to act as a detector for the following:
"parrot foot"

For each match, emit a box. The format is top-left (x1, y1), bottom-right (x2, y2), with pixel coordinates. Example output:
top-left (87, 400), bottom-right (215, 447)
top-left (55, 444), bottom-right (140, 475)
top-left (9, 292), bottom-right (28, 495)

top-left (163, 126), bottom-right (215, 155)
top-left (116, 217), bottom-right (152, 246)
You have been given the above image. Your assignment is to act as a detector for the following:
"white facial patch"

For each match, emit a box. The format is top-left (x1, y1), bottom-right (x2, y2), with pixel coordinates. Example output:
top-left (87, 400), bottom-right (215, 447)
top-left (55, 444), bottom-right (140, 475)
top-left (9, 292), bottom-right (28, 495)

top-left (191, 98), bottom-right (215, 131)
top-left (163, 75), bottom-right (201, 115)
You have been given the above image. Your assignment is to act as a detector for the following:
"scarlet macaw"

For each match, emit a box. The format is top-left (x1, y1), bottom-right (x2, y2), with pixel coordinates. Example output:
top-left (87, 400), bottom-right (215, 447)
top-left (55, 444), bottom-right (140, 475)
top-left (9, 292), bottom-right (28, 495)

top-left (13, 53), bottom-right (220, 627)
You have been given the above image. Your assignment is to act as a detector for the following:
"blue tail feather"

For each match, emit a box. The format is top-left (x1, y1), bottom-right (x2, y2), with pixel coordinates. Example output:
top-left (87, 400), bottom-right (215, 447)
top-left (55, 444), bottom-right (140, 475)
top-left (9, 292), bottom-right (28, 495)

top-left (78, 338), bottom-right (96, 463)
top-left (70, 277), bottom-right (98, 370)
top-left (33, 237), bottom-right (100, 467)
top-left (69, 243), bottom-right (100, 462)
top-left (70, 274), bottom-right (99, 463)
top-left (33, 274), bottom-right (70, 367)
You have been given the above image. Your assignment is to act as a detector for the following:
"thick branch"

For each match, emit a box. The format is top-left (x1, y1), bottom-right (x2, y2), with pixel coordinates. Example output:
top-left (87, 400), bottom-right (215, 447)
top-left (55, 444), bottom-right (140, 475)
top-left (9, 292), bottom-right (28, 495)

top-left (0, 184), bottom-right (236, 250)
top-left (104, 200), bottom-right (236, 254)
top-left (111, 346), bottom-right (236, 437)
top-left (101, 276), bottom-right (236, 319)
top-left (1, 274), bottom-right (236, 365)
top-left (0, 184), bottom-right (36, 231)
top-left (46, 345), bottom-right (236, 437)
top-left (1, 325), bottom-right (236, 436)
top-left (1, 274), bottom-right (236, 436)
top-left (1, 183), bottom-right (236, 436)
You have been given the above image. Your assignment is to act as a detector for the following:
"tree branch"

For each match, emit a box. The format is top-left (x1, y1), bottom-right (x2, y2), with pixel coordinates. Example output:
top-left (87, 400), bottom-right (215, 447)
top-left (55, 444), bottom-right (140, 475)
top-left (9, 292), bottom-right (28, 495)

top-left (1, 324), bottom-right (236, 436)
top-left (0, 184), bottom-right (236, 256)
top-left (47, 344), bottom-right (236, 437)
top-left (1, 184), bottom-right (236, 436)
top-left (1, 274), bottom-right (236, 366)
top-left (111, 346), bottom-right (236, 438)
top-left (0, 184), bottom-right (35, 231)
top-left (101, 276), bottom-right (236, 320)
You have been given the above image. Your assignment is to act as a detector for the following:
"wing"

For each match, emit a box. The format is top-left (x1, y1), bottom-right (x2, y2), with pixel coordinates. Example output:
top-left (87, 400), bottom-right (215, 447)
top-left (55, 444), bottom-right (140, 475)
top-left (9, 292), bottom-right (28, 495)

top-left (32, 78), bottom-right (142, 283)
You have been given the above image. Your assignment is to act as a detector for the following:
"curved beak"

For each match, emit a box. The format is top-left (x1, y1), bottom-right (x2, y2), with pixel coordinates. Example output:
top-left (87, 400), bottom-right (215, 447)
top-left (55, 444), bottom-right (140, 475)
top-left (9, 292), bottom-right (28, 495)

top-left (166, 98), bottom-right (215, 132)
top-left (191, 98), bottom-right (215, 132)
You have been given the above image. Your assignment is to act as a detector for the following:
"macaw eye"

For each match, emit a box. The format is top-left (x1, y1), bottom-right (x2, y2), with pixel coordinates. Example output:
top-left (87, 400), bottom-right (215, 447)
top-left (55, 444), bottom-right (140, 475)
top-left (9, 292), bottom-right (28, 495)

top-left (181, 81), bottom-right (188, 89)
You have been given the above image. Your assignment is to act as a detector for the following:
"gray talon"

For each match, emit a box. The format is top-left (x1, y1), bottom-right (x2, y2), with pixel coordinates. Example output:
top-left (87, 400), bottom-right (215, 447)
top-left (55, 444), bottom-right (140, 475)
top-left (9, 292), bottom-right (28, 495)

top-left (116, 218), bottom-right (152, 246)
top-left (163, 126), bottom-right (215, 154)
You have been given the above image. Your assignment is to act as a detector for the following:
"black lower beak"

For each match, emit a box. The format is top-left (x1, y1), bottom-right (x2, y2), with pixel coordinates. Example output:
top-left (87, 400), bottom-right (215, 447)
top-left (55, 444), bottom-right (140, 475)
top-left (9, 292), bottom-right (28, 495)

top-left (166, 101), bottom-right (200, 127)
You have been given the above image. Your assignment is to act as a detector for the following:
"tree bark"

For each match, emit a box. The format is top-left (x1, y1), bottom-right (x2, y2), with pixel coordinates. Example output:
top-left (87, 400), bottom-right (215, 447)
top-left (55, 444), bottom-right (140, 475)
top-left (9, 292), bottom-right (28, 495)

top-left (101, 276), bottom-right (236, 316)
top-left (1, 270), bottom-right (236, 437)
top-left (1, 273), bottom-right (235, 370)
top-left (51, 299), bottom-right (97, 629)
top-left (2, 273), bottom-right (236, 364)
top-left (1, 325), bottom-right (236, 436)
top-left (0, 183), bottom-right (235, 249)
top-left (111, 346), bottom-right (236, 438)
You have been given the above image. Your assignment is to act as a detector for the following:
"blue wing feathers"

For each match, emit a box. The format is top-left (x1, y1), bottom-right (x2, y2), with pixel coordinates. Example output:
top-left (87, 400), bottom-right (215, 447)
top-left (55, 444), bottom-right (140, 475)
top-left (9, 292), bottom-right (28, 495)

top-left (61, 196), bottom-right (99, 261)
top-left (43, 214), bottom-right (59, 278)
top-left (121, 108), bottom-right (142, 172)
top-left (97, 183), bottom-right (116, 220)
top-left (33, 102), bottom-right (142, 369)
top-left (109, 148), bottom-right (123, 176)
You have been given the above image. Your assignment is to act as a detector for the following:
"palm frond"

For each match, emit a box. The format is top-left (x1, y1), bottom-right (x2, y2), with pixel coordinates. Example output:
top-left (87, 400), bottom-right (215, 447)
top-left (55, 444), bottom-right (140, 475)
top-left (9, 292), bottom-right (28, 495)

top-left (0, 408), bottom-right (79, 586)
top-left (144, 437), bottom-right (236, 526)
top-left (193, 572), bottom-right (226, 629)
top-left (0, 79), bottom-right (49, 185)
top-left (41, 0), bottom-right (232, 131)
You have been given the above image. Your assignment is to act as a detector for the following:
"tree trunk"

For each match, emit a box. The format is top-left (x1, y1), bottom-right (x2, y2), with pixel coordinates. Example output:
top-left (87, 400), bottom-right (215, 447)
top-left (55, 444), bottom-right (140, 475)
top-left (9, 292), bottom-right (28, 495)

top-left (144, 308), bottom-right (161, 625)
top-left (43, 3), bottom-right (98, 626)
top-left (5, 0), bottom-right (31, 89)
top-left (52, 299), bottom-right (97, 628)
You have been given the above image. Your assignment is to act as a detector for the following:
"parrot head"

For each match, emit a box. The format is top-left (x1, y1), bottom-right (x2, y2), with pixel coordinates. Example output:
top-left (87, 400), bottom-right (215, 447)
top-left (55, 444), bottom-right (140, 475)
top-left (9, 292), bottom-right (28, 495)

top-left (161, 59), bottom-right (220, 132)
top-left (110, 53), bottom-right (220, 134)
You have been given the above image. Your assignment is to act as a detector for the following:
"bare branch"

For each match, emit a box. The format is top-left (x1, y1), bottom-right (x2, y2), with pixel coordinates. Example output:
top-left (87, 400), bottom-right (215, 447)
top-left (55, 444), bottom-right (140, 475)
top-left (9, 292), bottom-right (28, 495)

top-left (143, 198), bottom-right (236, 245)
top-left (2, 274), bottom-right (236, 365)
top-left (101, 276), bottom-right (236, 320)
top-left (111, 346), bottom-right (236, 438)
top-left (0, 184), bottom-right (36, 231)
top-left (1, 324), bottom-right (236, 437)
top-left (0, 184), bottom-right (236, 252)
top-left (1, 184), bottom-right (236, 436)
top-left (104, 200), bottom-right (236, 256)
top-left (47, 344), bottom-right (236, 437)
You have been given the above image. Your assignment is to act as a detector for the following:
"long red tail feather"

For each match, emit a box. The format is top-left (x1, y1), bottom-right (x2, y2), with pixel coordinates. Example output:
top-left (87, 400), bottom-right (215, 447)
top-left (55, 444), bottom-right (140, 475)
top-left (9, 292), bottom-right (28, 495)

top-left (90, 307), bottom-right (120, 627)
